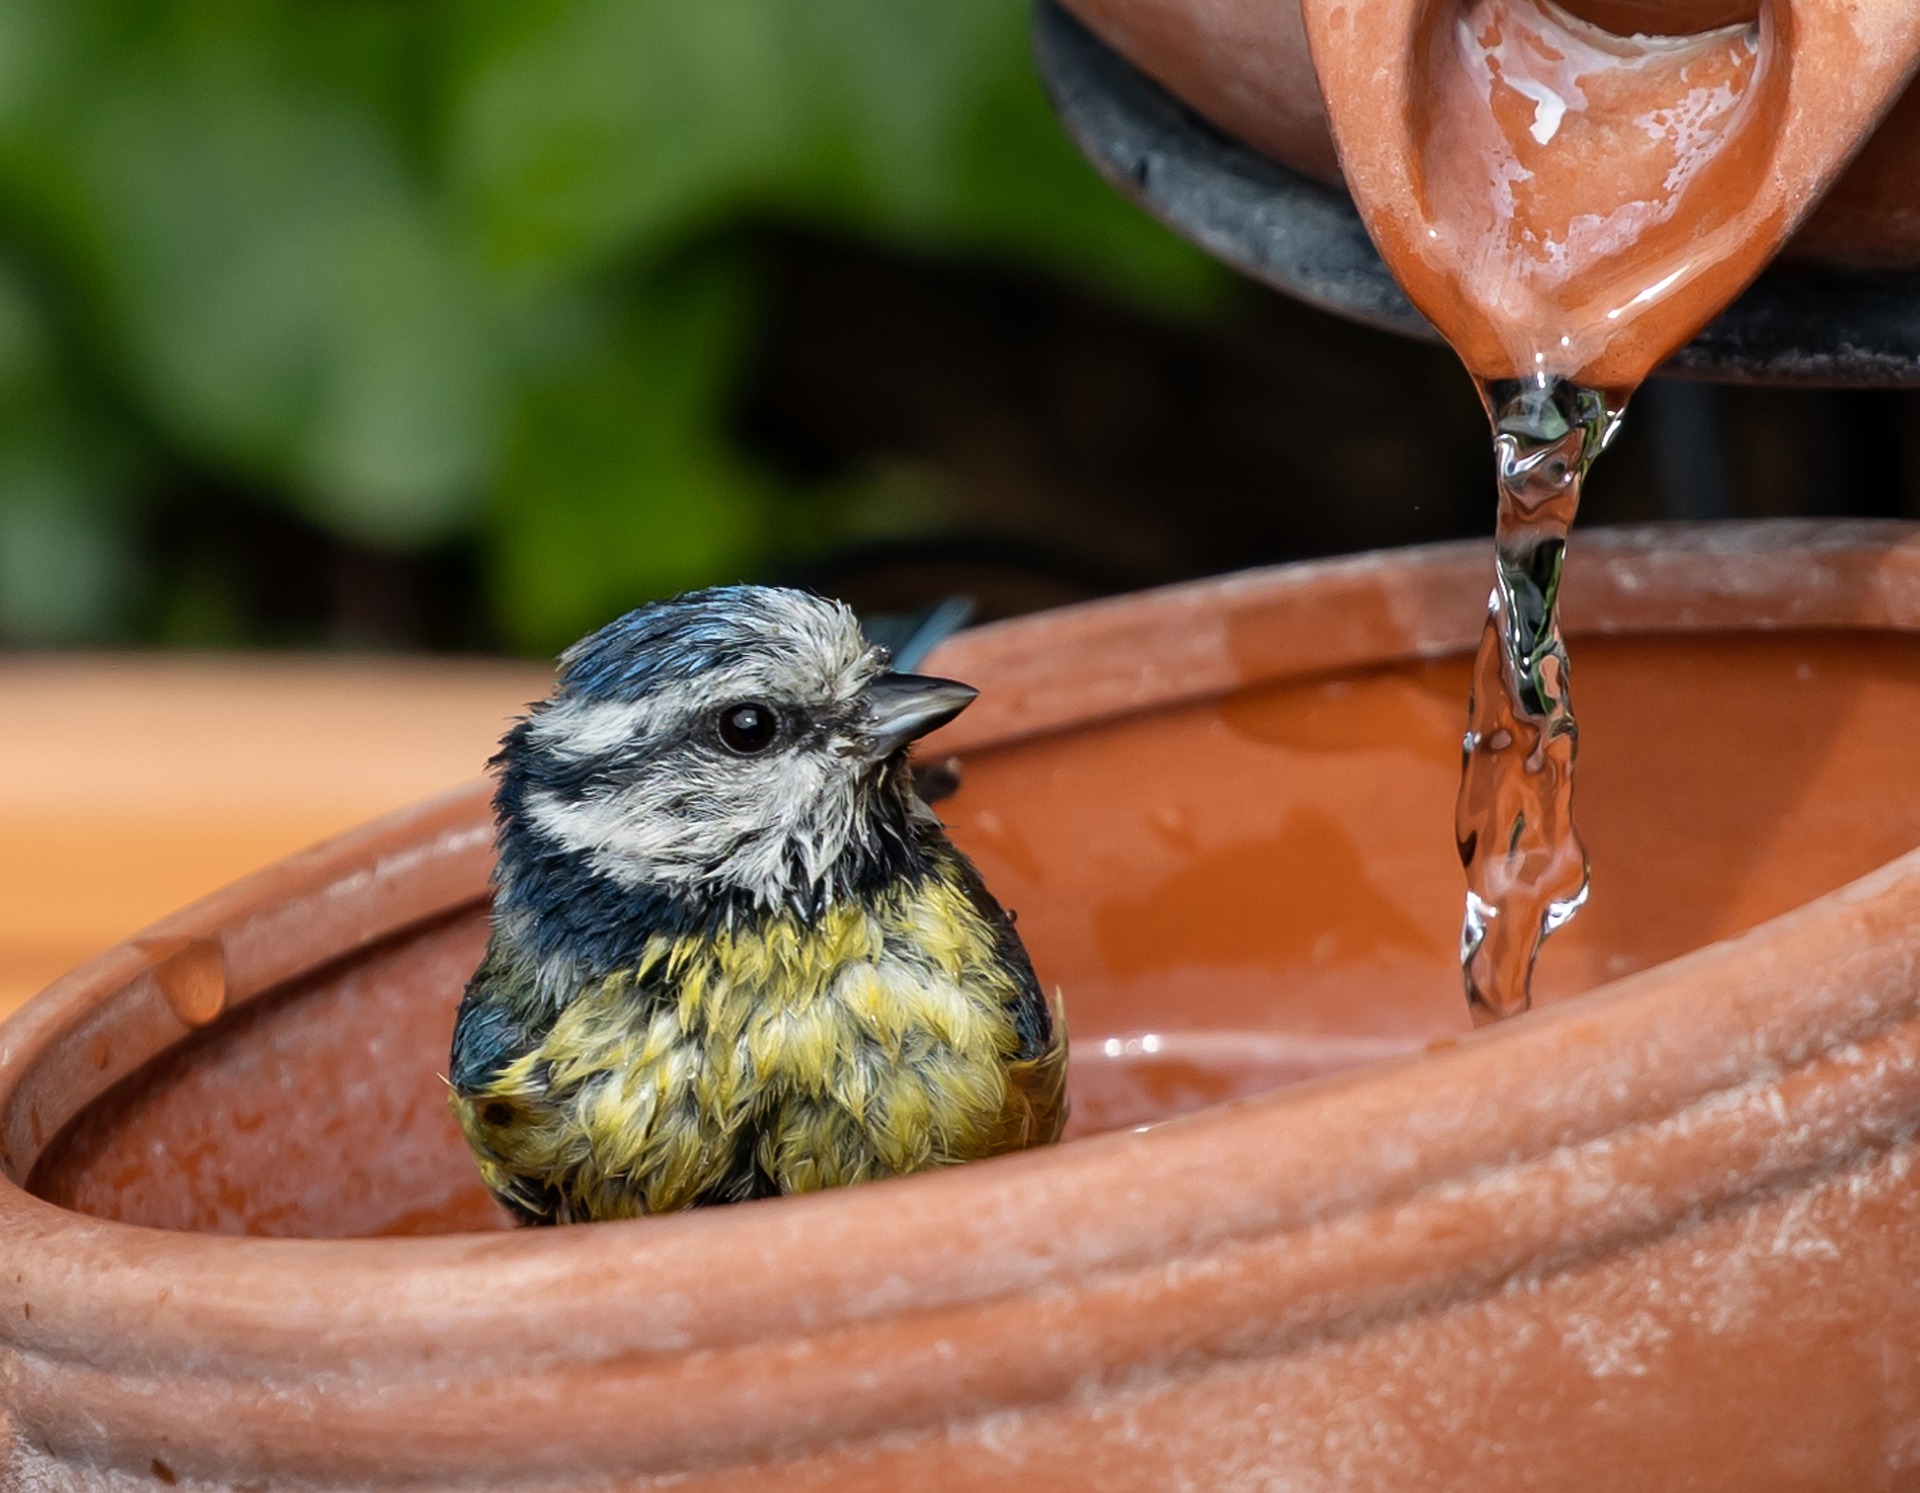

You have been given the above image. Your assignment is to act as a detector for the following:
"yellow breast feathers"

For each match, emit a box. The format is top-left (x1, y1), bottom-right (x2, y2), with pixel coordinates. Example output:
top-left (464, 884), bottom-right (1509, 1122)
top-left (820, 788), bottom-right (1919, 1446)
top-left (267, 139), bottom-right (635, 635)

top-left (453, 874), bottom-right (1066, 1221)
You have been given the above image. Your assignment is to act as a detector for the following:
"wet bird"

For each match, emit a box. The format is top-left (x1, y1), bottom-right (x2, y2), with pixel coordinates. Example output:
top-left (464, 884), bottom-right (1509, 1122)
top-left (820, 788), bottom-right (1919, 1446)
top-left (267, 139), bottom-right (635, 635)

top-left (449, 586), bottom-right (1067, 1223)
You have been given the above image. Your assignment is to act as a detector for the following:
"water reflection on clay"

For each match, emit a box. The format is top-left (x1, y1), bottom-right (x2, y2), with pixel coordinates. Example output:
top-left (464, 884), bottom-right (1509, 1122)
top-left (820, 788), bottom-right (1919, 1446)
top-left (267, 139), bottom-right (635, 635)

top-left (1064, 1028), bottom-right (1424, 1137)
top-left (961, 663), bottom-right (1474, 1040)
top-left (1096, 810), bottom-right (1442, 977)
top-left (1408, 1), bottom-right (1765, 1011)
top-left (952, 634), bottom-right (1920, 1044)
top-left (141, 937), bottom-right (230, 1029)
top-left (1414, 0), bottom-right (1775, 381)
top-left (1443, 0), bottom-right (1760, 271)
top-left (1303, 0), bottom-right (1911, 1036)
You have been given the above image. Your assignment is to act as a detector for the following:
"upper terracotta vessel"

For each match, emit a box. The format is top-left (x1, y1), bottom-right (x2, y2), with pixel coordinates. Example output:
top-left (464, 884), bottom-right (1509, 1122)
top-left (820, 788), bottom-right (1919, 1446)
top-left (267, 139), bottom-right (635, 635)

top-left (1062, 0), bottom-right (1920, 279)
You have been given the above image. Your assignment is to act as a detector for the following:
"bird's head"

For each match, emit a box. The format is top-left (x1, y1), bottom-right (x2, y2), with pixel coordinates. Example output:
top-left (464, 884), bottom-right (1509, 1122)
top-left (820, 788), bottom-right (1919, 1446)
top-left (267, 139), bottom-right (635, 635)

top-left (492, 586), bottom-right (976, 931)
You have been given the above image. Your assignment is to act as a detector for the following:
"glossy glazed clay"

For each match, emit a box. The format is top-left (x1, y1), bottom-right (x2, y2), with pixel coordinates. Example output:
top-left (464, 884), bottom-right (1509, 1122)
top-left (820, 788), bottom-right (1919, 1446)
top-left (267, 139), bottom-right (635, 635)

top-left (1063, 0), bottom-right (1920, 274)
top-left (7, 521), bottom-right (1920, 1488)
top-left (1305, 0), bottom-right (1920, 385)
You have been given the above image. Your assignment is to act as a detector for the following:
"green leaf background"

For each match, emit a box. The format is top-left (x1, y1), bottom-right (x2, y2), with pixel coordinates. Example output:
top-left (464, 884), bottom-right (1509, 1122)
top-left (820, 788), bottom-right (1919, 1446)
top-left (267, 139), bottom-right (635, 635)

top-left (0, 0), bottom-right (1223, 650)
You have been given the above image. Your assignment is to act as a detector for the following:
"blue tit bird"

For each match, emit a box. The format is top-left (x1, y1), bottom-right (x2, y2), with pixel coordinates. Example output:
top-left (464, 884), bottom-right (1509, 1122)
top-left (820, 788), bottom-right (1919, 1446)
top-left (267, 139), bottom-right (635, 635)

top-left (448, 586), bottom-right (1067, 1224)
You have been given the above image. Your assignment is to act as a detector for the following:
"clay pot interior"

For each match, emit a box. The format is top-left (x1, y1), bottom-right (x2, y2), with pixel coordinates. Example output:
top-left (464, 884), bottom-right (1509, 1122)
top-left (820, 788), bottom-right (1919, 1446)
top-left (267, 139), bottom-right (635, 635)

top-left (22, 523), bottom-right (1920, 1241)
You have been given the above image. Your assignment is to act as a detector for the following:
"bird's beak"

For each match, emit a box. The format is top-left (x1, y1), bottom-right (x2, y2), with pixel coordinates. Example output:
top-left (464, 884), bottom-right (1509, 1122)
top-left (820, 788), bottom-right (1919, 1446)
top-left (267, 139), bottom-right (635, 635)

top-left (859, 672), bottom-right (978, 761)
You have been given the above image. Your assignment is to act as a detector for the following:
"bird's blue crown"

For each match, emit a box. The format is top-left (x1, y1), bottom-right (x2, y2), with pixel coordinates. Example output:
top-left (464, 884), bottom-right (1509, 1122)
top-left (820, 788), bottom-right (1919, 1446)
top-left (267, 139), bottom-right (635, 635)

top-left (554, 586), bottom-right (850, 705)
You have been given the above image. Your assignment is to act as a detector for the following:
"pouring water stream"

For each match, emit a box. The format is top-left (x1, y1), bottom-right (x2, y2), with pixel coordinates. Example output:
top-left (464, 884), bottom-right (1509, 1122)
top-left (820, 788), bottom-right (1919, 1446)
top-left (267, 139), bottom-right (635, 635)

top-left (1458, 374), bottom-right (1622, 1022)
top-left (1300, 0), bottom-right (1920, 1021)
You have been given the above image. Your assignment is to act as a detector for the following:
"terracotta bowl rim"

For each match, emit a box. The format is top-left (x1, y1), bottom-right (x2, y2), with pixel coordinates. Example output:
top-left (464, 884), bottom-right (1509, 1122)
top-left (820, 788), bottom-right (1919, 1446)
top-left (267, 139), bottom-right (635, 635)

top-left (4, 518), bottom-right (1920, 1349)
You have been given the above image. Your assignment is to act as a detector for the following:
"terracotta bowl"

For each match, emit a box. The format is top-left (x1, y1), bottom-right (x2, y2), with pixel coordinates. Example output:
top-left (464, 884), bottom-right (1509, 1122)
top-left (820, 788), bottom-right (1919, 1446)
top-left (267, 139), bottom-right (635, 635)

top-left (1061, 0), bottom-right (1920, 272)
top-left (7, 521), bottom-right (1920, 1489)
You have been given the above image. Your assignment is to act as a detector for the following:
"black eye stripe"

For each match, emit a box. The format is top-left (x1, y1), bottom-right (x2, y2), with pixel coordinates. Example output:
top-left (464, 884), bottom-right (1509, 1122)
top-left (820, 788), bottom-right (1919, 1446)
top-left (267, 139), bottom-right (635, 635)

top-left (718, 702), bottom-right (779, 754)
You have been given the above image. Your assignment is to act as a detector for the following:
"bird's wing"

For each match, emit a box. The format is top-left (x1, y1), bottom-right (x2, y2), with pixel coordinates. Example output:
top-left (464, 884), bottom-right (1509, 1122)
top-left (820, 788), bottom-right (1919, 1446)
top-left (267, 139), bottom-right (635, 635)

top-left (1006, 988), bottom-right (1070, 1147)
top-left (449, 940), bottom-right (543, 1094)
top-left (940, 843), bottom-right (1054, 1063)
top-left (860, 596), bottom-right (976, 672)
top-left (448, 936), bottom-right (570, 1225)
top-left (934, 838), bottom-right (1070, 1146)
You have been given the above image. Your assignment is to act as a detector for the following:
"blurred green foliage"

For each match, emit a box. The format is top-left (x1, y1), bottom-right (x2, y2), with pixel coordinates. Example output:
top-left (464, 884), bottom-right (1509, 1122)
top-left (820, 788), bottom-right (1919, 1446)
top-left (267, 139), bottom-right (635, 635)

top-left (0, 0), bottom-right (1222, 651)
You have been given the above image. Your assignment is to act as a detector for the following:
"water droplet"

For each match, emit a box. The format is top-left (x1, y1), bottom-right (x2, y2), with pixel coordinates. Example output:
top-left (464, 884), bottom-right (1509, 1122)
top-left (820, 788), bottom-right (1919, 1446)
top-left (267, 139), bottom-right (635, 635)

top-left (138, 938), bottom-right (228, 1028)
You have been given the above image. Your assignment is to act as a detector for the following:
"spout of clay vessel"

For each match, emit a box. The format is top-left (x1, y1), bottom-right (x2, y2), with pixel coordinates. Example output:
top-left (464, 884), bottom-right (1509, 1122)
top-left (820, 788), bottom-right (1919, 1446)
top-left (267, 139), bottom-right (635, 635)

top-left (1054, 0), bottom-right (1920, 283)
top-left (1295, 0), bottom-right (1920, 387)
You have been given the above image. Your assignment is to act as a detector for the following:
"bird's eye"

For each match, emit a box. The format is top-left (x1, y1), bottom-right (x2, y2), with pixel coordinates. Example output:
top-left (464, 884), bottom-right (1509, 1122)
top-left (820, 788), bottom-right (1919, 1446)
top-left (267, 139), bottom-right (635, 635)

top-left (717, 702), bottom-right (779, 754)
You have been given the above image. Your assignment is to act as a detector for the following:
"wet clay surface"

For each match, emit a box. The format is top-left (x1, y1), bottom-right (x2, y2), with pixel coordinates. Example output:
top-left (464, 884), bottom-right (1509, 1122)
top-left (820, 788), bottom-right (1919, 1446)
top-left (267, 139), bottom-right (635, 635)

top-left (1410, 0), bottom-right (1774, 383)
top-left (1302, 0), bottom-right (1920, 387)
top-left (34, 911), bottom-right (509, 1237)
top-left (1062, 0), bottom-right (1920, 273)
top-left (958, 629), bottom-right (1920, 1030)
top-left (34, 629), bottom-right (1920, 1239)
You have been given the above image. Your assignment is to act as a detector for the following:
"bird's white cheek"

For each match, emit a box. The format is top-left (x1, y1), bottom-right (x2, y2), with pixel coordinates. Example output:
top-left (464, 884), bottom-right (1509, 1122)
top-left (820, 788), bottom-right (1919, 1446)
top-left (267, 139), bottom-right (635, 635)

top-left (523, 752), bottom-right (862, 902)
top-left (523, 787), bottom-right (702, 887)
top-left (791, 776), bottom-right (848, 887)
top-left (712, 753), bottom-right (864, 897)
top-left (723, 754), bottom-right (837, 889)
